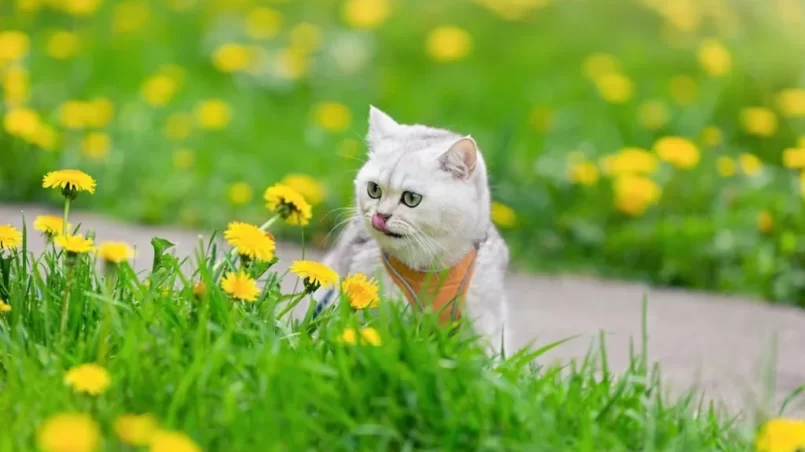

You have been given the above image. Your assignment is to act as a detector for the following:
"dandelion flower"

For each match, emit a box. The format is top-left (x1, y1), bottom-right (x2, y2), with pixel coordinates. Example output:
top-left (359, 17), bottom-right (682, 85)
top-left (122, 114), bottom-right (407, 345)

top-left (637, 101), bottom-right (669, 130)
top-left (312, 102), bottom-right (352, 133)
top-left (342, 0), bottom-right (391, 29)
top-left (192, 281), bottom-right (207, 299)
top-left (56, 234), bottom-right (95, 254)
top-left (115, 413), bottom-right (159, 446)
top-left (227, 182), bottom-right (253, 206)
top-left (97, 241), bottom-right (135, 264)
top-left (223, 222), bottom-right (276, 262)
top-left (43, 169), bottom-right (97, 198)
top-left (289, 22), bottom-right (322, 53)
top-left (653, 136), bottom-right (700, 169)
top-left (491, 201), bottom-right (516, 228)
top-left (595, 73), bottom-right (634, 104)
top-left (613, 174), bottom-right (661, 217)
top-left (426, 26), bottom-right (472, 62)
top-left (777, 88), bottom-right (805, 118)
top-left (194, 99), bottom-right (232, 130)
top-left (0, 224), bottom-right (23, 251)
top-left (264, 183), bottom-right (313, 226)
top-left (582, 52), bottom-right (620, 80)
top-left (741, 107), bottom-right (777, 137)
top-left (568, 161), bottom-right (599, 186)
top-left (140, 74), bottom-right (177, 107)
top-left (149, 430), bottom-right (201, 452)
top-left (755, 418), bottom-right (805, 452)
top-left (64, 363), bottom-right (111, 396)
top-left (757, 211), bottom-right (774, 234)
top-left (3, 108), bottom-right (40, 138)
top-left (34, 216), bottom-right (71, 237)
top-left (281, 174), bottom-right (325, 205)
top-left (246, 7), bottom-right (283, 40)
top-left (716, 156), bottom-right (736, 177)
top-left (600, 147), bottom-right (658, 175)
top-left (339, 327), bottom-right (382, 346)
top-left (81, 132), bottom-right (111, 160)
top-left (0, 300), bottom-right (10, 313)
top-left (739, 153), bottom-right (762, 176)
top-left (290, 260), bottom-right (338, 292)
top-left (697, 38), bottom-right (731, 77)
top-left (37, 412), bottom-right (100, 452)
top-left (221, 271), bottom-right (260, 302)
top-left (46, 30), bottom-right (79, 60)
top-left (0, 31), bottom-right (30, 63)
top-left (342, 273), bottom-right (380, 309)
top-left (700, 125), bottom-right (722, 147)
top-left (783, 147), bottom-right (805, 169)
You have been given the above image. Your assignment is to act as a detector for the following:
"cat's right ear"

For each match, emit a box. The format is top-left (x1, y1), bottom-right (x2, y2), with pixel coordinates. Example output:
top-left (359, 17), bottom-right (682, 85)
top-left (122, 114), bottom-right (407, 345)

top-left (368, 105), bottom-right (399, 140)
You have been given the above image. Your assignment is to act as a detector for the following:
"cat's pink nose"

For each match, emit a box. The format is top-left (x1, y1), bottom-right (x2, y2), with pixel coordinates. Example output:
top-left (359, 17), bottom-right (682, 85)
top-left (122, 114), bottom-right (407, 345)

top-left (371, 213), bottom-right (390, 232)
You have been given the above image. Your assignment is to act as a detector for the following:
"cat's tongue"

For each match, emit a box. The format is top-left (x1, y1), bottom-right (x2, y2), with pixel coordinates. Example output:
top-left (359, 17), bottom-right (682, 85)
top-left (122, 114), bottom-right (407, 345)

top-left (371, 213), bottom-right (388, 232)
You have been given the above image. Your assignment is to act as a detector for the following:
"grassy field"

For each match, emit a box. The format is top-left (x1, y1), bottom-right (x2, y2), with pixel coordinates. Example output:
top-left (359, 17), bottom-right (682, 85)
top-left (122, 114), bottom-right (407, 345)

top-left (3, 0), bottom-right (805, 307)
top-left (0, 174), bottom-right (774, 451)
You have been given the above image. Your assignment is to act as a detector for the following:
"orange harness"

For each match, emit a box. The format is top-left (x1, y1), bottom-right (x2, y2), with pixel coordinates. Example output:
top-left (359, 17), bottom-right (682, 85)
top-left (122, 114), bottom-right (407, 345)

top-left (381, 249), bottom-right (478, 325)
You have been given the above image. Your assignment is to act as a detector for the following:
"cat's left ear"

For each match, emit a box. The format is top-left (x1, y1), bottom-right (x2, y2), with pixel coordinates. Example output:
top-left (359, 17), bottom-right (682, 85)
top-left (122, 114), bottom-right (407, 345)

top-left (439, 136), bottom-right (478, 179)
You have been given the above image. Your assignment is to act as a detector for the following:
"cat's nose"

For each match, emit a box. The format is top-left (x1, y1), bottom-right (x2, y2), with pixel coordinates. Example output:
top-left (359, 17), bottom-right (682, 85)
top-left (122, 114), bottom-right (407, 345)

top-left (371, 213), bottom-right (391, 231)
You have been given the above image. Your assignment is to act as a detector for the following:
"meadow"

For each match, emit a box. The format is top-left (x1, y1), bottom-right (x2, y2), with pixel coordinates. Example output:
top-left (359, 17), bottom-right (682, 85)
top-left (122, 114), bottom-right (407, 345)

top-left (3, 169), bottom-right (799, 451)
top-left (3, 0), bottom-right (805, 305)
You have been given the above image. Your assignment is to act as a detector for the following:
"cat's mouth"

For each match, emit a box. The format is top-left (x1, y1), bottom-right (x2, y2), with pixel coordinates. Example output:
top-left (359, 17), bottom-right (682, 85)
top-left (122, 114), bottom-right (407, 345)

top-left (383, 231), bottom-right (404, 239)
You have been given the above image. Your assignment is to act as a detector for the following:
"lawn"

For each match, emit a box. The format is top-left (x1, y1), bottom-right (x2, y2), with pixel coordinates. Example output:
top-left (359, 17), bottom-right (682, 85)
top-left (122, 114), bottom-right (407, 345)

top-left (0, 174), bottom-right (773, 451)
top-left (2, 0), bottom-right (805, 306)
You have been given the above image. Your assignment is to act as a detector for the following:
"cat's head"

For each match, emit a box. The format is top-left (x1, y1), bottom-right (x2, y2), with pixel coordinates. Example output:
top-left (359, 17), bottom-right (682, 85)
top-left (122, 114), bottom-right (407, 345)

top-left (354, 106), bottom-right (490, 269)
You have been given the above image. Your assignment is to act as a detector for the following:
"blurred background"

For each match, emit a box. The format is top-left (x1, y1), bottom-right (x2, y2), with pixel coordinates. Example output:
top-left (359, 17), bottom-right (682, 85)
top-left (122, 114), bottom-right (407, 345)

top-left (2, 0), bottom-right (805, 306)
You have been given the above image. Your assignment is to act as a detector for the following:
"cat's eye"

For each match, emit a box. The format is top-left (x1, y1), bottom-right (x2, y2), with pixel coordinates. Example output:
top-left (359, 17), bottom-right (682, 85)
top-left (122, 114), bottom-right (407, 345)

top-left (367, 182), bottom-right (382, 199)
top-left (401, 191), bottom-right (423, 208)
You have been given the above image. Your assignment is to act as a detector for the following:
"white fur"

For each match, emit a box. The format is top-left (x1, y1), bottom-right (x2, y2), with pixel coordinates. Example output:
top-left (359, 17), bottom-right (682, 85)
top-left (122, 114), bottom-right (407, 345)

top-left (315, 106), bottom-right (510, 355)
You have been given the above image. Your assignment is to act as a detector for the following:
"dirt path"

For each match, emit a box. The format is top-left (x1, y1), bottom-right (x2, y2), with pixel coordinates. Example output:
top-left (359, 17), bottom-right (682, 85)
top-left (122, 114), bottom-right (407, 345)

top-left (3, 203), bottom-right (804, 417)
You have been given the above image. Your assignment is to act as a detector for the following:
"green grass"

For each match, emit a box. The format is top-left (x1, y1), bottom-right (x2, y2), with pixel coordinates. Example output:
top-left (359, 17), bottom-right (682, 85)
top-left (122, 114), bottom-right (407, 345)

top-left (3, 0), bottom-right (805, 304)
top-left (0, 212), bottom-right (761, 451)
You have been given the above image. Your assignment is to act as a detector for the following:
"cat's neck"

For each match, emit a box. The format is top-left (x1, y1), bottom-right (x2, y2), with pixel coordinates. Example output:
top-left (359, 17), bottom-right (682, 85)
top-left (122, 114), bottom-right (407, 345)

top-left (383, 239), bottom-right (478, 272)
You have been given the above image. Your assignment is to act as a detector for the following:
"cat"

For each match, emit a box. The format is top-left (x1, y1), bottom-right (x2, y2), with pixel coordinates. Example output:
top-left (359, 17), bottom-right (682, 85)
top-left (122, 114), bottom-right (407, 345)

top-left (312, 106), bottom-right (510, 355)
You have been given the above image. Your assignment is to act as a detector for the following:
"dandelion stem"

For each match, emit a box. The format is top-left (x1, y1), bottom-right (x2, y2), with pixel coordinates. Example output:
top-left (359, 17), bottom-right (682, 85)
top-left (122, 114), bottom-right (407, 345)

top-left (97, 268), bottom-right (116, 364)
top-left (62, 198), bottom-right (71, 236)
top-left (59, 259), bottom-right (75, 339)
top-left (276, 291), bottom-right (307, 320)
top-left (213, 215), bottom-right (279, 274)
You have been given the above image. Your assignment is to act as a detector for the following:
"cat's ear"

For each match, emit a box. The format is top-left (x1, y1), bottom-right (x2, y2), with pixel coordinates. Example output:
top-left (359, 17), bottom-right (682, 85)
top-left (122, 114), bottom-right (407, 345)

top-left (368, 105), bottom-right (399, 139)
top-left (439, 136), bottom-right (478, 179)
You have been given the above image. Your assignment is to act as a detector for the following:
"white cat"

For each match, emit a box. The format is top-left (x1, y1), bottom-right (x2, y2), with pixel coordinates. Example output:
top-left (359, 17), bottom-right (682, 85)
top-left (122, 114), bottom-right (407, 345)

top-left (313, 106), bottom-right (510, 355)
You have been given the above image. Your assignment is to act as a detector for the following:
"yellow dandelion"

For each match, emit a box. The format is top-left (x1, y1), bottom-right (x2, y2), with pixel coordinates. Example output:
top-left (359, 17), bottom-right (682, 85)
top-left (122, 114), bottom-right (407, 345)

top-left (739, 153), bottom-right (762, 176)
top-left (0, 31), bottom-right (30, 63)
top-left (777, 88), bottom-right (805, 117)
top-left (568, 161), bottom-right (599, 186)
top-left (281, 173), bottom-right (325, 205)
top-left (783, 147), bottom-right (805, 169)
top-left (3, 66), bottom-right (29, 106)
top-left (86, 97), bottom-right (114, 128)
top-left (115, 413), bottom-right (159, 446)
top-left (56, 234), bottom-right (95, 254)
top-left (3, 108), bottom-right (41, 139)
top-left (264, 183), bottom-right (313, 226)
top-left (97, 241), bottom-right (134, 264)
top-left (700, 125), bottom-right (722, 147)
top-left (212, 43), bottom-right (253, 73)
top-left (64, 363), bottom-right (111, 396)
top-left (613, 174), bottom-right (661, 217)
top-left (741, 107), bottom-right (778, 137)
top-left (289, 22), bottom-right (322, 54)
top-left (290, 260), bottom-right (339, 292)
top-left (227, 181), bottom-right (253, 206)
top-left (582, 52), bottom-right (620, 80)
top-left (140, 74), bottom-right (177, 107)
top-left (81, 132), bottom-right (111, 160)
top-left (277, 47), bottom-right (309, 79)
top-left (0, 224), bottom-right (23, 251)
top-left (697, 38), bottom-right (731, 77)
top-left (0, 299), bottom-right (10, 313)
top-left (669, 75), bottom-right (698, 105)
top-left (637, 101), bottom-right (669, 130)
top-left (341, 273), bottom-right (380, 309)
top-left (192, 281), bottom-right (207, 299)
top-left (653, 136), bottom-right (700, 170)
top-left (172, 149), bottom-right (195, 170)
top-left (37, 412), bottom-right (100, 452)
top-left (58, 100), bottom-right (91, 129)
top-left (148, 430), bottom-right (201, 452)
top-left (164, 112), bottom-right (193, 140)
top-left (800, 136), bottom-right (805, 148)
top-left (342, 0), bottom-right (391, 29)
top-left (43, 169), bottom-right (97, 197)
top-left (112, 1), bottom-right (151, 34)
top-left (716, 156), bottom-right (736, 177)
top-left (46, 30), bottom-right (79, 60)
top-left (221, 271), bottom-right (260, 302)
top-left (339, 327), bottom-right (382, 346)
top-left (34, 216), bottom-right (71, 237)
top-left (31, 123), bottom-right (60, 152)
top-left (223, 222), bottom-right (276, 262)
top-left (194, 99), bottom-right (232, 130)
top-left (595, 73), bottom-right (634, 104)
top-left (426, 26), bottom-right (472, 63)
top-left (312, 102), bottom-right (352, 133)
top-left (755, 418), bottom-right (805, 452)
top-left (246, 6), bottom-right (283, 40)
top-left (62, 0), bottom-right (102, 16)
top-left (491, 201), bottom-right (516, 228)
top-left (757, 211), bottom-right (774, 234)
top-left (600, 147), bottom-right (658, 175)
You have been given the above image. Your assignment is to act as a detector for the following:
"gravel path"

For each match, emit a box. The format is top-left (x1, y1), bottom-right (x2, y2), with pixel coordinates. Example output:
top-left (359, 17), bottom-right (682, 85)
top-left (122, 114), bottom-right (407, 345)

top-left (3, 203), bottom-right (804, 417)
